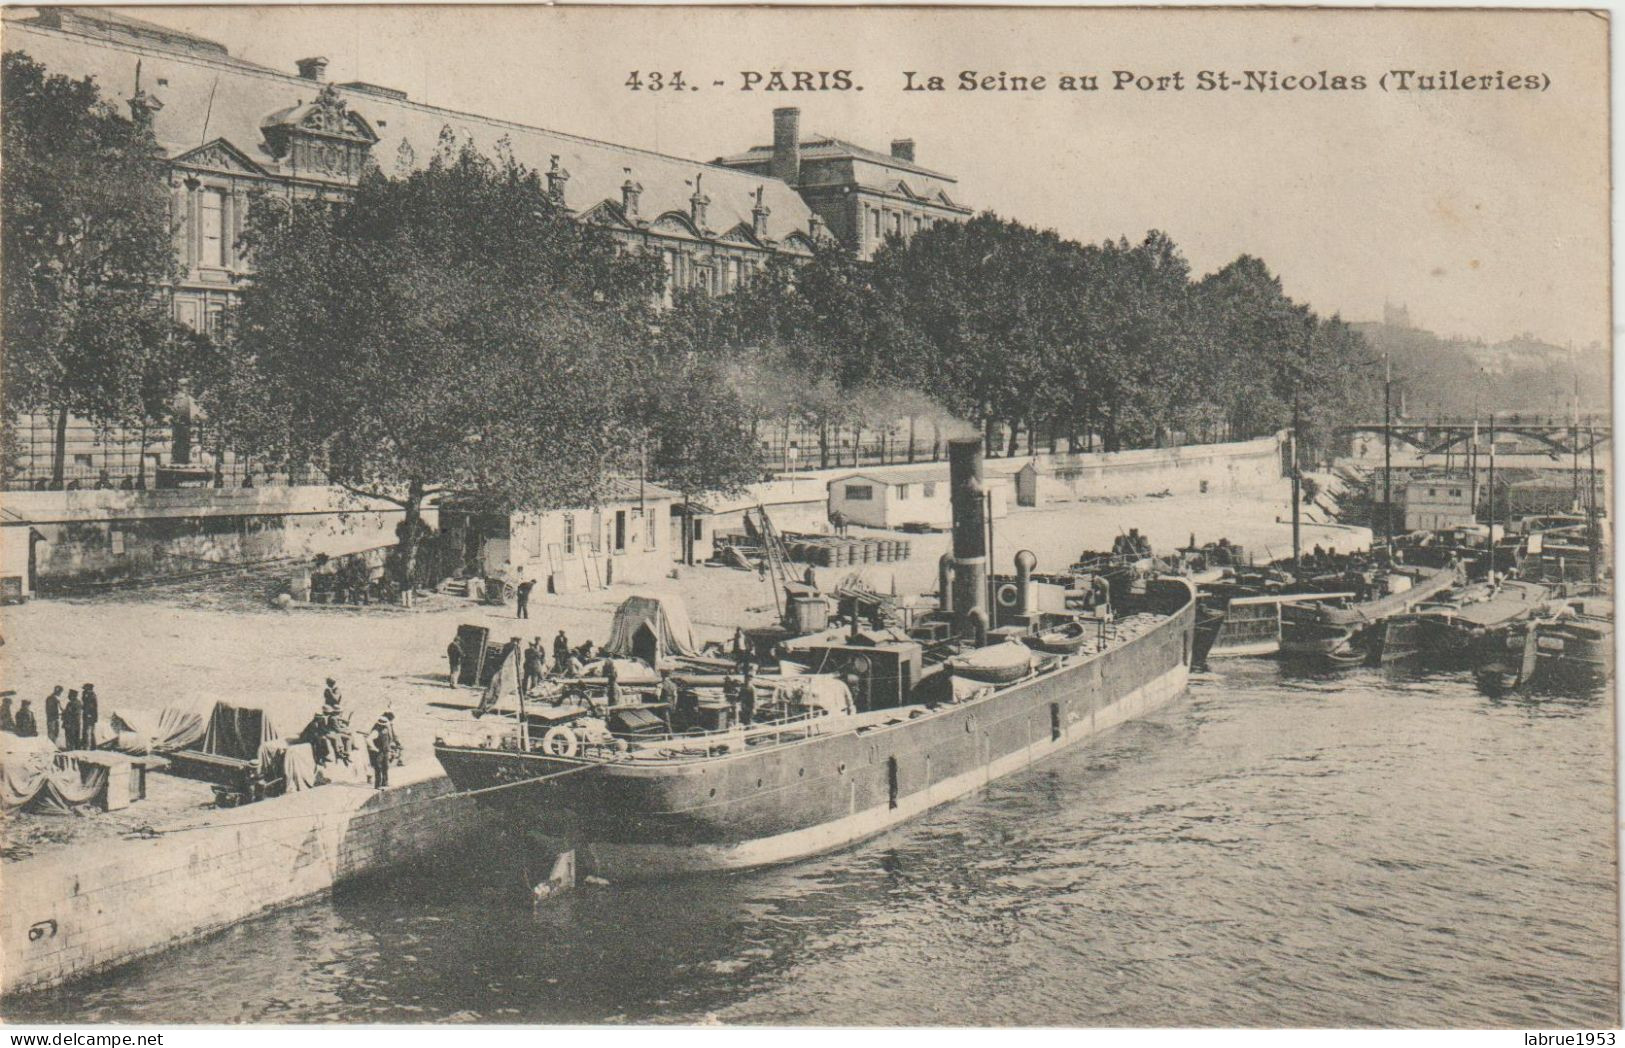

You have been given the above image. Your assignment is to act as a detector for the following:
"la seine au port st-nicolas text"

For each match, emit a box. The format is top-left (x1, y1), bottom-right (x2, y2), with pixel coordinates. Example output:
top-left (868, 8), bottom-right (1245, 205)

top-left (623, 69), bottom-right (1551, 93)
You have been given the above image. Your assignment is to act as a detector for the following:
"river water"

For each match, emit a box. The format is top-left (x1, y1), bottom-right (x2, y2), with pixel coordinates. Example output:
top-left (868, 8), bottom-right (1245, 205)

top-left (9, 663), bottom-right (1617, 1027)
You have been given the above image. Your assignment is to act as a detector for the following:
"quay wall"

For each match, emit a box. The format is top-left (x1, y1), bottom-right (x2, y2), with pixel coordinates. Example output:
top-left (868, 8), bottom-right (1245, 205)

top-left (0, 764), bottom-right (484, 998)
top-left (777, 432), bottom-right (1288, 509)
top-left (1, 486), bottom-right (434, 592)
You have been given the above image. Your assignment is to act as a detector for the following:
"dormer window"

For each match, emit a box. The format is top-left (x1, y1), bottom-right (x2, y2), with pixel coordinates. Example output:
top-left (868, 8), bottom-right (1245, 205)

top-left (260, 84), bottom-right (378, 183)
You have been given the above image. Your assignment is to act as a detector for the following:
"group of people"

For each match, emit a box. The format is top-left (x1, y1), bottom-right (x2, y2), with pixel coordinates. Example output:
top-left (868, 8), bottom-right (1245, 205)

top-left (296, 679), bottom-right (401, 789)
top-left (2, 684), bottom-right (100, 750)
top-left (656, 664), bottom-right (758, 734)
top-left (448, 629), bottom-right (601, 696)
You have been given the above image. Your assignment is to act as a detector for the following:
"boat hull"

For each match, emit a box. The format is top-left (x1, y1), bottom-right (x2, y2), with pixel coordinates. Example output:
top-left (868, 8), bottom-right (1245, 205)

top-left (436, 580), bottom-right (1196, 879)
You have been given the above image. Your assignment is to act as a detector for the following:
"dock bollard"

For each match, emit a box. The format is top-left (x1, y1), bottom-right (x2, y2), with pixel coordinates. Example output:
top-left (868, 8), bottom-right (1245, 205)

top-left (531, 849), bottom-right (577, 906)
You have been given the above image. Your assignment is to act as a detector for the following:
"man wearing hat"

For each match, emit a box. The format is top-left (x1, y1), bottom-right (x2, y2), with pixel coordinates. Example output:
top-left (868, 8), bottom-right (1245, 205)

top-left (367, 712), bottom-right (397, 790)
top-left (81, 684), bottom-right (99, 749)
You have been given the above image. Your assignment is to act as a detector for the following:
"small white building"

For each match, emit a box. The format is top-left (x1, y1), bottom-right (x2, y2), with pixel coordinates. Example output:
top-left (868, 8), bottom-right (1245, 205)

top-left (827, 467), bottom-right (1010, 530)
top-left (1403, 472), bottom-right (1476, 532)
top-left (442, 479), bottom-right (680, 593)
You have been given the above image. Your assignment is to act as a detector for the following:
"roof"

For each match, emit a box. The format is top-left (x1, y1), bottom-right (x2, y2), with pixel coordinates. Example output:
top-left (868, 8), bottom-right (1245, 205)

top-left (600, 477), bottom-right (680, 503)
top-left (4, 9), bottom-right (818, 246)
top-left (830, 466), bottom-right (952, 487)
top-left (716, 134), bottom-right (958, 183)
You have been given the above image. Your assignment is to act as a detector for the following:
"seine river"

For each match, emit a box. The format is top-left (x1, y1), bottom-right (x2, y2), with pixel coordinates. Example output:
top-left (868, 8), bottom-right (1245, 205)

top-left (10, 662), bottom-right (1616, 1027)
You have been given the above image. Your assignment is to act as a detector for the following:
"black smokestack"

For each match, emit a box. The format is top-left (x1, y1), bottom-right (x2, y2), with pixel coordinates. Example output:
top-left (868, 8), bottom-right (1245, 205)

top-left (949, 438), bottom-right (988, 638)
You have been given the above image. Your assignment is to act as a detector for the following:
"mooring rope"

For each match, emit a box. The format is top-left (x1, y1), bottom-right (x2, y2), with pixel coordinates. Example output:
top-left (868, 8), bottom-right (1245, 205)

top-left (130, 758), bottom-right (601, 837)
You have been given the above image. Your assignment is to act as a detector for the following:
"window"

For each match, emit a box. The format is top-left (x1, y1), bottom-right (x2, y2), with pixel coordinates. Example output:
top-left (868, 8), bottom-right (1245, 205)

top-left (922, 481), bottom-right (937, 498)
top-left (73, 454), bottom-right (93, 468)
top-left (1450, 488), bottom-right (1462, 497)
top-left (646, 507), bottom-right (658, 550)
top-left (871, 209), bottom-right (882, 239)
top-left (891, 212), bottom-right (903, 236)
top-left (913, 215), bottom-right (923, 235)
top-left (198, 187), bottom-right (227, 267)
top-left (896, 483), bottom-right (910, 500)
top-left (563, 514), bottom-right (575, 555)
top-left (614, 510), bottom-right (627, 552)
top-left (1427, 488), bottom-right (1437, 497)
top-left (845, 483), bottom-right (874, 501)
top-left (205, 305), bottom-right (225, 338)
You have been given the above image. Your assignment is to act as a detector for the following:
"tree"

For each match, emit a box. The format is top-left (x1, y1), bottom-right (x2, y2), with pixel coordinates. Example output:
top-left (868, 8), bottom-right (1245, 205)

top-left (639, 352), bottom-right (763, 564)
top-left (2, 51), bottom-right (184, 486)
top-left (223, 134), bottom-right (663, 591)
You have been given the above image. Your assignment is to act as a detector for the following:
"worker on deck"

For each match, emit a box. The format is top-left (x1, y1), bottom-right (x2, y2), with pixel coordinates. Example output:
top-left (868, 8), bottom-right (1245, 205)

top-left (553, 630), bottom-right (571, 674)
top-left (447, 638), bottom-right (463, 687)
top-left (44, 686), bottom-right (62, 747)
top-left (81, 684), bottom-right (99, 749)
top-left (63, 689), bottom-right (82, 751)
top-left (14, 699), bottom-right (37, 737)
top-left (603, 659), bottom-right (620, 707)
top-left (803, 565), bottom-right (819, 590)
top-left (738, 665), bottom-right (757, 728)
top-left (367, 712), bottom-right (396, 790)
top-left (0, 695), bottom-right (14, 734)
top-left (323, 678), bottom-right (342, 708)
top-left (658, 669), bottom-right (680, 731)
top-left (523, 638), bottom-right (544, 696)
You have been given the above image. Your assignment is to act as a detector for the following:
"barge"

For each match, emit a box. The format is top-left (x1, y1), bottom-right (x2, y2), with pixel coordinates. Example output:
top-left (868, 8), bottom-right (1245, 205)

top-left (435, 440), bottom-right (1197, 879)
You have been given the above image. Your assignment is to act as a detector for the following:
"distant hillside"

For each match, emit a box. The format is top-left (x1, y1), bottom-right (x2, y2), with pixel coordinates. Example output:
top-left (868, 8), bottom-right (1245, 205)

top-left (1350, 319), bottom-right (1610, 416)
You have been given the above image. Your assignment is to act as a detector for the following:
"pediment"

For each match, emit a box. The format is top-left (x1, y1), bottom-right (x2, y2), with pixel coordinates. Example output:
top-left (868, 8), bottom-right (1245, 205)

top-left (581, 200), bottom-right (637, 230)
top-left (174, 138), bottom-right (271, 177)
top-left (717, 222), bottom-right (764, 247)
top-left (649, 211), bottom-right (703, 239)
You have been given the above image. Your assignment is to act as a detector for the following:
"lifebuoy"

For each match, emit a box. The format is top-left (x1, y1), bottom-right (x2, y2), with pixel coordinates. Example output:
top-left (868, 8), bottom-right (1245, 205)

top-left (542, 726), bottom-right (579, 758)
top-left (995, 582), bottom-right (1020, 608)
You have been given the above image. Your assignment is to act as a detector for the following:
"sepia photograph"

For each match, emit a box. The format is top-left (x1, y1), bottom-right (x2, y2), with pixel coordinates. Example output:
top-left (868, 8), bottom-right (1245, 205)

top-left (0, 2), bottom-right (1615, 1032)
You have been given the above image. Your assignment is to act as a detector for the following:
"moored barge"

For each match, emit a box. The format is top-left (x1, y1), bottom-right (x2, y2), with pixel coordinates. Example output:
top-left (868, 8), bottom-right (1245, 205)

top-left (435, 440), bottom-right (1197, 878)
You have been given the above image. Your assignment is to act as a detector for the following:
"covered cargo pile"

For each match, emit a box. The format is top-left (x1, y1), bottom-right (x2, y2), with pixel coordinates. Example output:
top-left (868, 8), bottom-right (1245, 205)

top-left (603, 594), bottom-right (698, 664)
top-left (103, 700), bottom-right (209, 756)
top-left (2, 734), bottom-right (109, 814)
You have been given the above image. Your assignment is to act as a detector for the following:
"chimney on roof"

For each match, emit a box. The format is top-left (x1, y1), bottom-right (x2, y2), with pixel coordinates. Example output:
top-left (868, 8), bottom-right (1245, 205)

top-left (128, 60), bottom-right (163, 129)
top-left (296, 56), bottom-right (329, 82)
top-left (689, 172), bottom-right (710, 230)
top-left (621, 168), bottom-right (643, 218)
top-left (890, 139), bottom-right (915, 163)
top-left (546, 155), bottom-right (571, 204)
top-left (751, 184), bottom-right (771, 238)
top-left (771, 107), bottom-right (801, 185)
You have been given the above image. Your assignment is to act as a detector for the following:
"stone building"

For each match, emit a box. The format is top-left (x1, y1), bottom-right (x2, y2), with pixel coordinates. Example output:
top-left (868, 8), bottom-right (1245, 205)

top-left (715, 107), bottom-right (973, 259)
top-left (4, 6), bottom-right (831, 487)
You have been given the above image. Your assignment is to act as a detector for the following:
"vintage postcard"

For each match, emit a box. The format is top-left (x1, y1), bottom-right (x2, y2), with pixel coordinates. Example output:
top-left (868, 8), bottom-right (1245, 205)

top-left (0, 3), bottom-right (1614, 1033)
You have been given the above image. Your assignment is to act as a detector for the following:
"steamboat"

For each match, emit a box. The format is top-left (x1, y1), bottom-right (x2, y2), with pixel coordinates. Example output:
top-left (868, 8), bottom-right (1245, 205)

top-left (435, 439), bottom-right (1197, 879)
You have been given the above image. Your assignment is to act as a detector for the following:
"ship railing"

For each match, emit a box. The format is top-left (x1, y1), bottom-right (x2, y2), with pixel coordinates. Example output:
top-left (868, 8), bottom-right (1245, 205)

top-left (620, 708), bottom-right (835, 761)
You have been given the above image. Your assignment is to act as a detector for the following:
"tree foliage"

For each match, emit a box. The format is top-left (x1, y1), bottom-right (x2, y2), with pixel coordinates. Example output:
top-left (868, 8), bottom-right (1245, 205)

top-left (2, 51), bottom-right (185, 484)
top-left (220, 135), bottom-right (666, 584)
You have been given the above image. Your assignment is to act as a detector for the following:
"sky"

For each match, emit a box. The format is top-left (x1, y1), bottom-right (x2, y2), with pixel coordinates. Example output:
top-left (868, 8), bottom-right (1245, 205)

top-left (92, 5), bottom-right (1610, 352)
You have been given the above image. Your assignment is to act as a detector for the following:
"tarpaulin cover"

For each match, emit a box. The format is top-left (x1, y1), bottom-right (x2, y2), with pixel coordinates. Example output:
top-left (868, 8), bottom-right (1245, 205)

top-left (200, 702), bottom-right (281, 761)
top-left (770, 676), bottom-right (855, 716)
top-left (584, 658), bottom-right (659, 686)
top-left (105, 700), bottom-right (208, 755)
top-left (602, 595), bottom-right (698, 662)
top-left (479, 639), bottom-right (522, 714)
top-left (1, 734), bottom-right (105, 813)
top-left (282, 742), bottom-right (318, 792)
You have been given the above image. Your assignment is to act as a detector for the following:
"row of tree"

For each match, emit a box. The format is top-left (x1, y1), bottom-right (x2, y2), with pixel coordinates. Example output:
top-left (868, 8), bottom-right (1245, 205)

top-left (665, 215), bottom-right (1380, 467)
top-left (3, 49), bottom-right (1382, 588)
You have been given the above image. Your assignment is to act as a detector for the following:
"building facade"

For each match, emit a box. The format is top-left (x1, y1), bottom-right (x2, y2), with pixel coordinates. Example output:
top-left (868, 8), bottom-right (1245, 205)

top-left (715, 107), bottom-right (973, 259)
top-left (1403, 472), bottom-right (1477, 532)
top-left (4, 7), bottom-right (858, 488)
